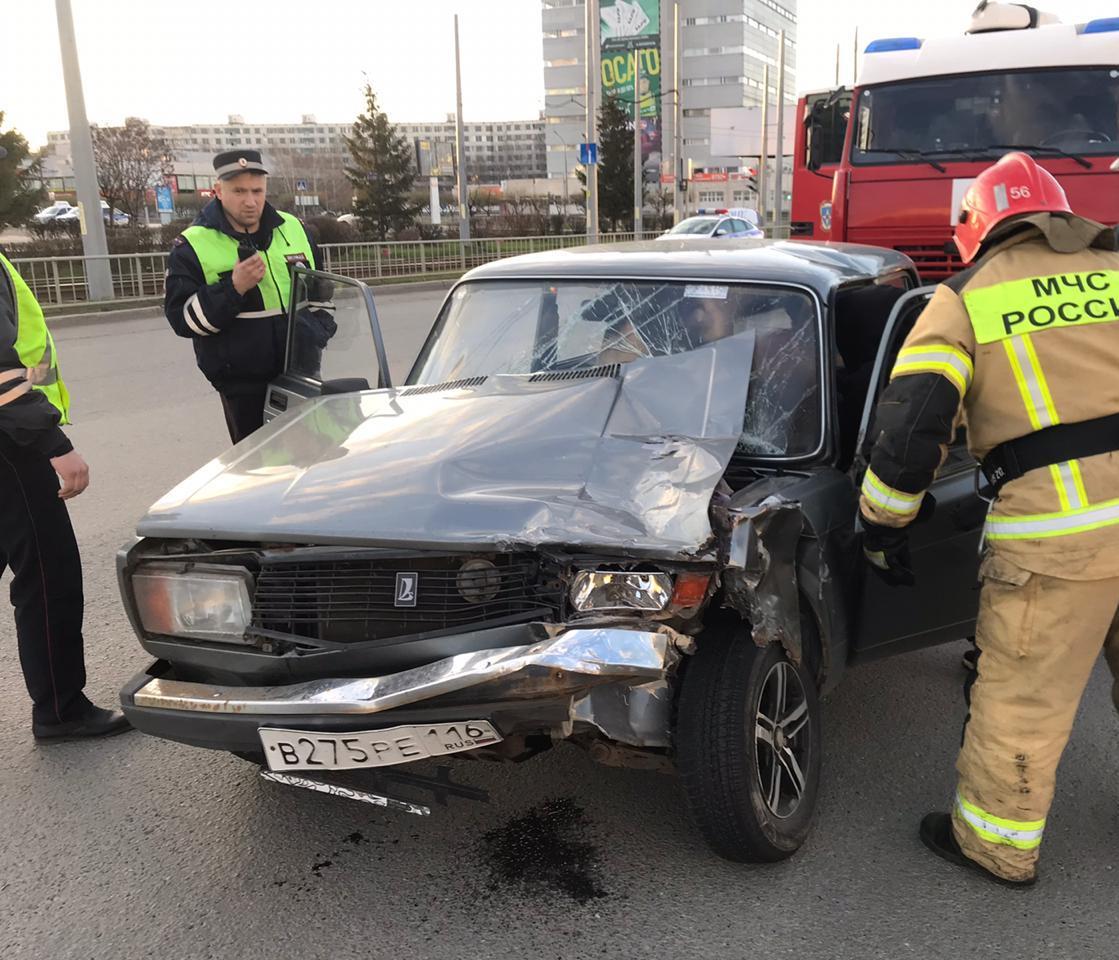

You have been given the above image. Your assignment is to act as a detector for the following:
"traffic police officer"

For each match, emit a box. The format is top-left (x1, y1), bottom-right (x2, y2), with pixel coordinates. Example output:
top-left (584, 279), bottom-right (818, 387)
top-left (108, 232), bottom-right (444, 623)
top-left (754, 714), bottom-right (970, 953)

top-left (164, 149), bottom-right (325, 443)
top-left (860, 152), bottom-right (1119, 886)
top-left (0, 165), bottom-right (129, 740)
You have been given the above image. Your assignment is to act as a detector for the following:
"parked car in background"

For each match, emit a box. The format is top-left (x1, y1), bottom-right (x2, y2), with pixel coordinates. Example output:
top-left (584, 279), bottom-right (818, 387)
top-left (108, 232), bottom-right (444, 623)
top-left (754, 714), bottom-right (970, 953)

top-left (118, 240), bottom-right (985, 863)
top-left (32, 201), bottom-right (74, 224)
top-left (660, 210), bottom-right (764, 240)
top-left (54, 200), bottom-right (130, 226)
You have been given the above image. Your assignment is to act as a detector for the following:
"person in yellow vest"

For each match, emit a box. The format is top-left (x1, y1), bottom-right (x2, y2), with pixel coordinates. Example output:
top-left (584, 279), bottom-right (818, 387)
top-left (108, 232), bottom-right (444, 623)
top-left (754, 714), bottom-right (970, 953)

top-left (859, 152), bottom-right (1119, 886)
top-left (163, 149), bottom-right (330, 443)
top-left (0, 203), bottom-right (130, 740)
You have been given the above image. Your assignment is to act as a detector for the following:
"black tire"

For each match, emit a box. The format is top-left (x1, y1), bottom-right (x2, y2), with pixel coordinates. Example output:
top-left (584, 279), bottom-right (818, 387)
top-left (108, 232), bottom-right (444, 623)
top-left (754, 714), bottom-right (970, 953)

top-left (675, 626), bottom-right (822, 862)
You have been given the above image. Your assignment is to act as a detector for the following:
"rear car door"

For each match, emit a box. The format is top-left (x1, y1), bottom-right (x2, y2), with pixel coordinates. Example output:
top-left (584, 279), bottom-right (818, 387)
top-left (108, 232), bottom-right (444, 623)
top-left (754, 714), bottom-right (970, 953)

top-left (850, 287), bottom-right (985, 660)
top-left (264, 266), bottom-right (392, 422)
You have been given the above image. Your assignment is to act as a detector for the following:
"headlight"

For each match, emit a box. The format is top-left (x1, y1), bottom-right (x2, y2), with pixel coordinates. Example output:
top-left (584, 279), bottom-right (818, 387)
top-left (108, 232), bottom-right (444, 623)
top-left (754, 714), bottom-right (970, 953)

top-left (132, 563), bottom-right (253, 644)
top-left (570, 570), bottom-right (673, 613)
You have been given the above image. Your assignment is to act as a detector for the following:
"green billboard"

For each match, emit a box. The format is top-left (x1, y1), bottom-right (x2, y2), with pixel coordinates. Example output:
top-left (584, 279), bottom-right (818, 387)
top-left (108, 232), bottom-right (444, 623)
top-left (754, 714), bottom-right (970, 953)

top-left (600, 0), bottom-right (662, 169)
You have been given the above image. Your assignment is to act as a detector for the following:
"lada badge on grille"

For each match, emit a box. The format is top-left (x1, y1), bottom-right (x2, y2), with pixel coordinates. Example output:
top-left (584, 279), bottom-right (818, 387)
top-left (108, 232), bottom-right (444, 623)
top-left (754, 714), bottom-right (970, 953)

top-left (395, 572), bottom-right (419, 607)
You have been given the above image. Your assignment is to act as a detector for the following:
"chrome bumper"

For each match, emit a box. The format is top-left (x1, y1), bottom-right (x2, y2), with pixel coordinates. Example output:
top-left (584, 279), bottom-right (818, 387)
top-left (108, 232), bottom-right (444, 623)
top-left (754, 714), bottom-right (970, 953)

top-left (132, 625), bottom-right (691, 746)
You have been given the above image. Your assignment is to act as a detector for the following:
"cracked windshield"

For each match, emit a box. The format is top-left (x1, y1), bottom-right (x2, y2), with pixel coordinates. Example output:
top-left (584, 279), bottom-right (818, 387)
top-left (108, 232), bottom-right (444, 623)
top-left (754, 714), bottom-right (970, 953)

top-left (412, 280), bottom-right (821, 456)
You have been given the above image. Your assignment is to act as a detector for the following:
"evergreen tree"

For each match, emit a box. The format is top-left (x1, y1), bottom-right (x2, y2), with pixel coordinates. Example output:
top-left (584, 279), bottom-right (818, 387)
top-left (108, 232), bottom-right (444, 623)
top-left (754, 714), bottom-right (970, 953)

top-left (576, 94), bottom-right (634, 232)
top-left (0, 114), bottom-right (44, 229)
top-left (344, 83), bottom-right (420, 240)
top-left (596, 93), bottom-right (635, 231)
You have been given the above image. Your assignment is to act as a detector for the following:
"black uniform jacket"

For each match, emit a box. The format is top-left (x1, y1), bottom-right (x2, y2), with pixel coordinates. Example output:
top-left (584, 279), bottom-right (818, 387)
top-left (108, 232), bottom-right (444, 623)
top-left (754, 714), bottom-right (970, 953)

top-left (163, 200), bottom-right (323, 396)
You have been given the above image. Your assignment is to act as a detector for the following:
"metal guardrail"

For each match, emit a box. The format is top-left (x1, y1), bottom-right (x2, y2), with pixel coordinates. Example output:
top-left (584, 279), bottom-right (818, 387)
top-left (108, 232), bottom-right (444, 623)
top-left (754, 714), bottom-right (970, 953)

top-left (11, 232), bottom-right (663, 308)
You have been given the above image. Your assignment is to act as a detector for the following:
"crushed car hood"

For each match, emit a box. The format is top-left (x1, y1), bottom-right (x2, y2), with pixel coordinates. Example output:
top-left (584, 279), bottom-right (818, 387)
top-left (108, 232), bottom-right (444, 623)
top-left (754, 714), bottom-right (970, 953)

top-left (138, 333), bottom-right (755, 557)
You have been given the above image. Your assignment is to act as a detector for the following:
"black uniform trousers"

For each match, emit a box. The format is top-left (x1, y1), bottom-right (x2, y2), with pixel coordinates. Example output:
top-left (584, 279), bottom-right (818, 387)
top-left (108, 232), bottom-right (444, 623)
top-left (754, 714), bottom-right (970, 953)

top-left (219, 383), bottom-right (269, 445)
top-left (0, 434), bottom-right (89, 725)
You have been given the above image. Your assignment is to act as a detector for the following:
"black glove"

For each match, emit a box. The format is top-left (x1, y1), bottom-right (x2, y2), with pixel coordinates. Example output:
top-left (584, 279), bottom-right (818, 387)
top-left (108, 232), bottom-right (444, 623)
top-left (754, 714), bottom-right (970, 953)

top-left (862, 519), bottom-right (915, 587)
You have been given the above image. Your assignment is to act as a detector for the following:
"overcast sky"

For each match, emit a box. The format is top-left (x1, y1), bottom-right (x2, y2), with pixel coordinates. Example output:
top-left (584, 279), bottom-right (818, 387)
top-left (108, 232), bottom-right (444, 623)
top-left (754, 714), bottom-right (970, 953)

top-left (3, 1), bottom-right (1117, 147)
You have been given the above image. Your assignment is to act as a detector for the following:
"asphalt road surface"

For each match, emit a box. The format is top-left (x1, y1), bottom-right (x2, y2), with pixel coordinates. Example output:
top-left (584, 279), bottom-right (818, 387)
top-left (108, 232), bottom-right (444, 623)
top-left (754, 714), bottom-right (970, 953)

top-left (2, 287), bottom-right (1116, 960)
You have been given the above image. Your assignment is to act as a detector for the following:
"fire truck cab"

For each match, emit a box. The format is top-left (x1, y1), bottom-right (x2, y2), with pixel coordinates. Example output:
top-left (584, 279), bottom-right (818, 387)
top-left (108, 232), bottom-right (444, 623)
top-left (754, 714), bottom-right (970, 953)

top-left (793, 3), bottom-right (1119, 279)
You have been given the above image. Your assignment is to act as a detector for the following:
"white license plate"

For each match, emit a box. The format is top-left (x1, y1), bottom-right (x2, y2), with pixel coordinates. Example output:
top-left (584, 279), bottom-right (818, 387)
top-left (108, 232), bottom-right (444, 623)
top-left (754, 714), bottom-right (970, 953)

top-left (259, 721), bottom-right (501, 772)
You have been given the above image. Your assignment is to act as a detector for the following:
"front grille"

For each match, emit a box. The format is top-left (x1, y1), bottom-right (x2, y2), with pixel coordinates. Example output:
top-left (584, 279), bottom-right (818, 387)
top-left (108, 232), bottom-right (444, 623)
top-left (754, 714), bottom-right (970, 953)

top-left (895, 243), bottom-right (964, 281)
top-left (252, 553), bottom-right (563, 645)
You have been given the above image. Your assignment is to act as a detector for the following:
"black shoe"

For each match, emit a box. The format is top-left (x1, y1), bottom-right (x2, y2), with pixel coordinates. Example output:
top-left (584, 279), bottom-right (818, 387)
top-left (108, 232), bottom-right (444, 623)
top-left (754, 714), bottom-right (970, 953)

top-left (962, 644), bottom-right (978, 671)
top-left (33, 704), bottom-right (132, 743)
top-left (919, 812), bottom-right (1036, 887)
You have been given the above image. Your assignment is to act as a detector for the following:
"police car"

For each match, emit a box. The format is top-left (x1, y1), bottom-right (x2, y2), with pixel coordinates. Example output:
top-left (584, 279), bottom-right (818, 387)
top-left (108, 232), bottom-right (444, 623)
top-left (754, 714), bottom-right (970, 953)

top-left (658, 208), bottom-right (765, 240)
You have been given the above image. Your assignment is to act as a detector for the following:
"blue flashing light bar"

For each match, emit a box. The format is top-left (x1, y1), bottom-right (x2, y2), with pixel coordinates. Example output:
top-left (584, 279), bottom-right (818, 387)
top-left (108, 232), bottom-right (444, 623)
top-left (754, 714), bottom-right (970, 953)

top-left (1082, 17), bottom-right (1119, 34)
top-left (865, 37), bottom-right (924, 53)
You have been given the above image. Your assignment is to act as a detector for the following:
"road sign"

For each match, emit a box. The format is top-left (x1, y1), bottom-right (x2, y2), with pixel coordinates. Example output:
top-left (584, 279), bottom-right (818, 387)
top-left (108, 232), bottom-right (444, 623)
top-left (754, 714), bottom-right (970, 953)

top-left (295, 195), bottom-right (319, 206)
top-left (295, 178), bottom-right (309, 191)
top-left (155, 185), bottom-right (174, 213)
top-left (578, 142), bottom-right (598, 165)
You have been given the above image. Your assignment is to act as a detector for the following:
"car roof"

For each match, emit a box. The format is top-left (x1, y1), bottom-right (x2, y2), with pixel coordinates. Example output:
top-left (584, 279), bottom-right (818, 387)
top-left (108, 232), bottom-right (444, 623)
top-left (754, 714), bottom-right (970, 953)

top-left (461, 239), bottom-right (916, 296)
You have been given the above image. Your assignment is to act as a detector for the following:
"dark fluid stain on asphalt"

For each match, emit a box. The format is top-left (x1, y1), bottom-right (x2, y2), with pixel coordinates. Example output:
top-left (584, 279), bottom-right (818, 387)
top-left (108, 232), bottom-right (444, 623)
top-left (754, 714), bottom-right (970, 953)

top-left (311, 859), bottom-right (333, 877)
top-left (345, 831), bottom-right (366, 845)
top-left (479, 797), bottom-right (607, 904)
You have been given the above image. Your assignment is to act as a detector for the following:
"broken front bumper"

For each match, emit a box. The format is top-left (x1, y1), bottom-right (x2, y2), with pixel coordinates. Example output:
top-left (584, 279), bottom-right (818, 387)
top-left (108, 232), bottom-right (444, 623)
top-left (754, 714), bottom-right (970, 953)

top-left (121, 624), bottom-right (693, 755)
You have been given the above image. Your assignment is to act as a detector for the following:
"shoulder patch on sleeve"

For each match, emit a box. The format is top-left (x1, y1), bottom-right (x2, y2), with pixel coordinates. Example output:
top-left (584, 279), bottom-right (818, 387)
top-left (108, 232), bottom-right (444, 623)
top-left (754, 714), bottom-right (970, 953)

top-left (172, 235), bottom-right (186, 247)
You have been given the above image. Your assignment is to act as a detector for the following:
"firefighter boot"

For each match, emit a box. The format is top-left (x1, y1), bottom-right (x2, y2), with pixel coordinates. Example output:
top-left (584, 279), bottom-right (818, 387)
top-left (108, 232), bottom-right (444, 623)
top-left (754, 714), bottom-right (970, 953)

top-left (920, 812), bottom-right (1036, 887)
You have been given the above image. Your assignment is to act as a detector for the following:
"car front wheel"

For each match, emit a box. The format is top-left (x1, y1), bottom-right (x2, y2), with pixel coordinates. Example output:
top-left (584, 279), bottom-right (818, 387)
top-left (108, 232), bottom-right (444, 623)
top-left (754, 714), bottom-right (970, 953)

top-left (675, 626), bottom-right (822, 862)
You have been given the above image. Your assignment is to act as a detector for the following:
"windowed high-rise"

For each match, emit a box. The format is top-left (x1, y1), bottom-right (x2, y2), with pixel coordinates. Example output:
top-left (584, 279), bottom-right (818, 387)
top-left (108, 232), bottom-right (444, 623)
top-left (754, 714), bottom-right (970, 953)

top-left (542, 0), bottom-right (796, 181)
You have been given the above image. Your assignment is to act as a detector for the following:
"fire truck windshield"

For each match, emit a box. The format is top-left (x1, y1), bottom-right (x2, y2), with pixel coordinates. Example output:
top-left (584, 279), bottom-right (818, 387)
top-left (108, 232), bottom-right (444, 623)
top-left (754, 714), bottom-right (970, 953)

top-left (852, 67), bottom-right (1119, 165)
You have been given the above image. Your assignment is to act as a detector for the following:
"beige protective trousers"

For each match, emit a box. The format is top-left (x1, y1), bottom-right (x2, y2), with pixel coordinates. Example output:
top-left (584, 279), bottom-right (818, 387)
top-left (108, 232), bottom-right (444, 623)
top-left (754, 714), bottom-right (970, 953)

top-left (953, 555), bottom-right (1119, 882)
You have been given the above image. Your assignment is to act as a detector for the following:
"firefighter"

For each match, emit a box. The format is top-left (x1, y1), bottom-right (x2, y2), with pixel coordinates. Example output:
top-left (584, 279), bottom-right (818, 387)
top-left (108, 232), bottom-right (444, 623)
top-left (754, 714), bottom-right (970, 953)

top-left (859, 152), bottom-right (1119, 886)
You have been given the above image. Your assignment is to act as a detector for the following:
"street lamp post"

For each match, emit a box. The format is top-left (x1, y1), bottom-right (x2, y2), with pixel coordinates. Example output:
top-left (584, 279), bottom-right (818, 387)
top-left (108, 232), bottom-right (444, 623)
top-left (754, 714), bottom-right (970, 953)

top-left (454, 15), bottom-right (470, 241)
top-left (552, 129), bottom-right (572, 231)
top-left (55, 0), bottom-right (112, 300)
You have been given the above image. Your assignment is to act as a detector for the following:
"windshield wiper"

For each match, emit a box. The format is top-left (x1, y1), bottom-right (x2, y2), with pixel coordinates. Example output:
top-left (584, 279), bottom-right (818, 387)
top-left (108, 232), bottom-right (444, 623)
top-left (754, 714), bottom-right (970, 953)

top-left (985, 144), bottom-right (1092, 170)
top-left (875, 148), bottom-right (947, 173)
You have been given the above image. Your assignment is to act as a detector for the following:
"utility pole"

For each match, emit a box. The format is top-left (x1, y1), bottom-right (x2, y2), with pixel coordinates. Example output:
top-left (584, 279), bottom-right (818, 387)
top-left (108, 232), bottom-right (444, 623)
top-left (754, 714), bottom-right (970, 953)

top-left (672, 2), bottom-right (683, 225)
top-left (774, 29), bottom-right (787, 235)
top-left (585, 0), bottom-right (599, 240)
top-left (55, 0), bottom-right (112, 300)
top-left (853, 27), bottom-right (859, 86)
top-left (633, 48), bottom-right (643, 236)
top-left (759, 64), bottom-right (769, 227)
top-left (454, 14), bottom-right (470, 241)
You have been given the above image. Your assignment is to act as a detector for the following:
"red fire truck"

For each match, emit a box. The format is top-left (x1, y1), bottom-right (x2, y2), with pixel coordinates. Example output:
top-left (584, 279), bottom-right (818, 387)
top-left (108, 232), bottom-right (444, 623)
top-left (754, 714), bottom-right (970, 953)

top-left (791, 2), bottom-right (1119, 279)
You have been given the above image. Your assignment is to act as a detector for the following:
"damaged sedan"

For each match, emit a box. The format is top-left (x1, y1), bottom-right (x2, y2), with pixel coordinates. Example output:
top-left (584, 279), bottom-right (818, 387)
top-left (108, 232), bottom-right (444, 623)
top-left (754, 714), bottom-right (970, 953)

top-left (118, 240), bottom-right (987, 861)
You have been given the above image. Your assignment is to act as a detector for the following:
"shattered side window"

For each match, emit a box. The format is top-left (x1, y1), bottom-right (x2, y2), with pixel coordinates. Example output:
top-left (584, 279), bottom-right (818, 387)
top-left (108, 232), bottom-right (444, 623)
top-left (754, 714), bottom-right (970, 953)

top-left (411, 280), bottom-right (820, 457)
top-left (737, 295), bottom-right (821, 457)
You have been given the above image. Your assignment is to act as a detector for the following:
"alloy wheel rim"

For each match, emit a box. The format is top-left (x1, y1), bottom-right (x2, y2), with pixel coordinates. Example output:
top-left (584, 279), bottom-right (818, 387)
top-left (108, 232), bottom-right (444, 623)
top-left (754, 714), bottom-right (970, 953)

top-left (754, 660), bottom-right (811, 819)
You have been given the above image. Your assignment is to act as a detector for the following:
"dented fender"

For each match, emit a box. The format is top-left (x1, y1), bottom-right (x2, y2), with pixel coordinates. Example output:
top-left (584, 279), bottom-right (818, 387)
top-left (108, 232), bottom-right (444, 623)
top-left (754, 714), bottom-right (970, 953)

top-left (718, 494), bottom-right (805, 662)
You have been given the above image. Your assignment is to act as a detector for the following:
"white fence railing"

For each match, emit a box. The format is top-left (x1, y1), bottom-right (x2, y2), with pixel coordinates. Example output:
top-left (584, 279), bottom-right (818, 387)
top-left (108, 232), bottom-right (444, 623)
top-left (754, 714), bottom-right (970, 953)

top-left (12, 232), bottom-right (663, 309)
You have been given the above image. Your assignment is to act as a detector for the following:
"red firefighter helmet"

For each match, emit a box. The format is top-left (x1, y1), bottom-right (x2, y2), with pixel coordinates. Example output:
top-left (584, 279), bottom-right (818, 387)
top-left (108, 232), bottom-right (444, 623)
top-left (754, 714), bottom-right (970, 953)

top-left (954, 152), bottom-right (1072, 263)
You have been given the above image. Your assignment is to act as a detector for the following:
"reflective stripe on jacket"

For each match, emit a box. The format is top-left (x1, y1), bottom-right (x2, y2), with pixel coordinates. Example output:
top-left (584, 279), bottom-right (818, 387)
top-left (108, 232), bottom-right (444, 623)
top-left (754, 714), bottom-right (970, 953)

top-left (859, 214), bottom-right (1119, 578)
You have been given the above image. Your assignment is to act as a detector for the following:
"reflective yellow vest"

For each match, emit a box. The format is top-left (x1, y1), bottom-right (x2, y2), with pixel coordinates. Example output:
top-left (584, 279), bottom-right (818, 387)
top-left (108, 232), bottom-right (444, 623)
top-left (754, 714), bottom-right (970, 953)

top-left (0, 253), bottom-right (70, 423)
top-left (181, 211), bottom-right (313, 316)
